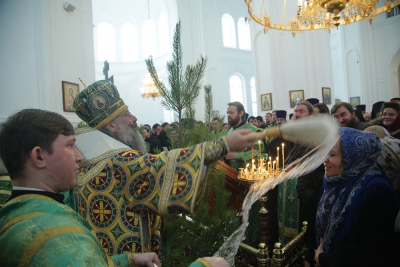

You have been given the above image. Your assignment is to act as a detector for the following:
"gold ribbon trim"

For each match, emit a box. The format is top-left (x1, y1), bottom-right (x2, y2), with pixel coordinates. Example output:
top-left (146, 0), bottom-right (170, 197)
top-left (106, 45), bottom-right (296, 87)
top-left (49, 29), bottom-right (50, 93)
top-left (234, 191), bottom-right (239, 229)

top-left (19, 226), bottom-right (87, 267)
top-left (106, 254), bottom-right (115, 267)
top-left (196, 258), bottom-right (212, 267)
top-left (0, 212), bottom-right (45, 236)
top-left (158, 149), bottom-right (180, 216)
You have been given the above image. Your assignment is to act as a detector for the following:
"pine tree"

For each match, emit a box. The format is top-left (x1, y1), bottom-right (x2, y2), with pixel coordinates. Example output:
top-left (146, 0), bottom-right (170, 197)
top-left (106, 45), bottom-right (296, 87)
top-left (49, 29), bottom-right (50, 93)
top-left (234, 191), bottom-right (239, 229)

top-left (204, 84), bottom-right (213, 125)
top-left (145, 21), bottom-right (207, 148)
top-left (161, 169), bottom-right (240, 267)
top-left (145, 20), bottom-right (239, 266)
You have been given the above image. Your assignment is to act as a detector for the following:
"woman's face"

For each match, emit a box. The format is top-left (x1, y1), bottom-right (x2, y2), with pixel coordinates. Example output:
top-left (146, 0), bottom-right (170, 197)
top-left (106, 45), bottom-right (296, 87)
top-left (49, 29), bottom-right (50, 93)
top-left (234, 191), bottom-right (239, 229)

top-left (382, 108), bottom-right (398, 126)
top-left (324, 141), bottom-right (343, 177)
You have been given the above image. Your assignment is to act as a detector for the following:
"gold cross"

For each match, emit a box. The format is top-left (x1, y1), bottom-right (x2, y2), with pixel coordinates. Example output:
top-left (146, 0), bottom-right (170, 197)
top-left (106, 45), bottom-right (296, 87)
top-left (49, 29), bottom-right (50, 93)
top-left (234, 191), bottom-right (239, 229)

top-left (172, 175), bottom-right (186, 195)
top-left (126, 211), bottom-right (140, 225)
top-left (93, 201), bottom-right (111, 222)
top-left (136, 180), bottom-right (149, 194)
top-left (288, 194), bottom-right (295, 201)
top-left (95, 172), bottom-right (107, 184)
top-left (124, 243), bottom-right (139, 253)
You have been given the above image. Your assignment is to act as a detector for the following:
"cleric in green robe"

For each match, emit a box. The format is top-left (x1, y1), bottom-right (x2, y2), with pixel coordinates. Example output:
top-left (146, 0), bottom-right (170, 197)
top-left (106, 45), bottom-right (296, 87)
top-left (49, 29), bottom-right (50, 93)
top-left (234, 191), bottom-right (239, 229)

top-left (0, 109), bottom-right (263, 266)
top-left (220, 101), bottom-right (265, 171)
top-left (218, 101), bottom-right (266, 247)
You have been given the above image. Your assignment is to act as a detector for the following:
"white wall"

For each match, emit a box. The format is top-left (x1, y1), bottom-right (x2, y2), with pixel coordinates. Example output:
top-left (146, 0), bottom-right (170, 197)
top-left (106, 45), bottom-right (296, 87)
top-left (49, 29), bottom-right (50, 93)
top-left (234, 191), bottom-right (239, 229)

top-left (0, 0), bottom-right (95, 125)
top-left (330, 2), bottom-right (400, 113)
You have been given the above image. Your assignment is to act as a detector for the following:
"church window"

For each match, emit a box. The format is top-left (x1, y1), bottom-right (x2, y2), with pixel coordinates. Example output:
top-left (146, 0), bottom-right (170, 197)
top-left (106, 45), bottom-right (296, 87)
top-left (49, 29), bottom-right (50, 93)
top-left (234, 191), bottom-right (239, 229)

top-left (238, 17), bottom-right (251, 50)
top-left (97, 22), bottom-right (116, 62)
top-left (159, 12), bottom-right (170, 55)
top-left (229, 75), bottom-right (243, 103)
top-left (221, 14), bottom-right (236, 48)
top-left (121, 23), bottom-right (138, 62)
top-left (142, 19), bottom-right (157, 58)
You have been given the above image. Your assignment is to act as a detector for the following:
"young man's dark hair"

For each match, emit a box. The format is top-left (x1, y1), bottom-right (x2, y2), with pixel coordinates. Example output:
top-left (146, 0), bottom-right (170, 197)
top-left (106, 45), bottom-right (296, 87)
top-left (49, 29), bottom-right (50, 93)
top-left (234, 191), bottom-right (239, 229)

top-left (161, 122), bottom-right (169, 128)
top-left (314, 103), bottom-right (330, 114)
top-left (297, 101), bottom-right (314, 115)
top-left (0, 109), bottom-right (74, 179)
top-left (152, 123), bottom-right (161, 131)
top-left (331, 102), bottom-right (353, 115)
top-left (143, 124), bottom-right (151, 130)
top-left (248, 116), bottom-right (255, 123)
top-left (256, 116), bottom-right (263, 123)
top-left (228, 101), bottom-right (246, 122)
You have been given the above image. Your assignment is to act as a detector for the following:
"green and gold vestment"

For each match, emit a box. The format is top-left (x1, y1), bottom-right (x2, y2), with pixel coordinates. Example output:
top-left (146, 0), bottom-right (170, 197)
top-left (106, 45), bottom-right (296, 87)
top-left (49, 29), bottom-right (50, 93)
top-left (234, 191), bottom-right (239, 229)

top-left (0, 194), bottom-right (134, 266)
top-left (72, 128), bottom-right (229, 258)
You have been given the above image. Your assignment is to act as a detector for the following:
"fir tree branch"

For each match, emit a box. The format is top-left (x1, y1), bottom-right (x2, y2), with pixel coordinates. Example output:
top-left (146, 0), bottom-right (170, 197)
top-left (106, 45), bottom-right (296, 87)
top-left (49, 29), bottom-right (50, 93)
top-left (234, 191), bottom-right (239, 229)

top-left (204, 84), bottom-right (213, 123)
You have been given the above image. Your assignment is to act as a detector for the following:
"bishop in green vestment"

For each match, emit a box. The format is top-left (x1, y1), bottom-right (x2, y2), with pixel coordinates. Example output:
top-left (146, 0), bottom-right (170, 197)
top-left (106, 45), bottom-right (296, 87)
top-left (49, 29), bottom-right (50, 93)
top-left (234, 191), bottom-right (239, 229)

top-left (1, 109), bottom-right (260, 266)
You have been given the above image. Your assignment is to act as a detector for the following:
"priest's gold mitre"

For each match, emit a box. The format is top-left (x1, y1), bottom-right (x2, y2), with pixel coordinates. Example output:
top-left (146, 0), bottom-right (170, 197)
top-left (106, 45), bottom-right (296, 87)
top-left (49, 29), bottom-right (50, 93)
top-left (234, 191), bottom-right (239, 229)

top-left (73, 80), bottom-right (128, 129)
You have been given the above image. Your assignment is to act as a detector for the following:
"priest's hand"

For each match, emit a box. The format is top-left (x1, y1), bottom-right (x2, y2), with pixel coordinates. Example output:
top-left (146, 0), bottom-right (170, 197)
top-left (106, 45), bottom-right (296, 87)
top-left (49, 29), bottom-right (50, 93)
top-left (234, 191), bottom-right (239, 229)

top-left (225, 129), bottom-right (264, 152)
top-left (203, 257), bottom-right (230, 267)
top-left (132, 252), bottom-right (160, 267)
top-left (225, 152), bottom-right (236, 160)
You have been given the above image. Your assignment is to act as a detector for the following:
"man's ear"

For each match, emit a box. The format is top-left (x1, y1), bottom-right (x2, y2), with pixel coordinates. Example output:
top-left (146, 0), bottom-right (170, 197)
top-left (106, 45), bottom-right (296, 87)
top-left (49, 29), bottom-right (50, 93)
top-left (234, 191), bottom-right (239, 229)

top-left (29, 146), bottom-right (46, 169)
top-left (106, 121), bottom-right (118, 133)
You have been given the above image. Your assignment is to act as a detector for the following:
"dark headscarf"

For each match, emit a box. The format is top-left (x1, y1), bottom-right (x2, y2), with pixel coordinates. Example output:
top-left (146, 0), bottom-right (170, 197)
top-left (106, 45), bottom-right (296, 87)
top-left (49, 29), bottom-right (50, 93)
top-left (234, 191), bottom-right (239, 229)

top-left (316, 128), bottom-right (394, 252)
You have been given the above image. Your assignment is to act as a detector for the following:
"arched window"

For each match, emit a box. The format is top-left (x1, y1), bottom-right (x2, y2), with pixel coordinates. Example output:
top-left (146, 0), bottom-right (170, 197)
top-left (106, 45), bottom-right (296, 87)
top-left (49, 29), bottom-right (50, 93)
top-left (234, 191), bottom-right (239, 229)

top-left (142, 19), bottom-right (157, 58)
top-left (238, 17), bottom-right (251, 50)
top-left (159, 12), bottom-right (170, 54)
top-left (250, 77), bottom-right (257, 116)
top-left (229, 75), bottom-right (243, 103)
top-left (97, 22), bottom-right (116, 61)
top-left (221, 14), bottom-right (236, 48)
top-left (121, 23), bottom-right (138, 61)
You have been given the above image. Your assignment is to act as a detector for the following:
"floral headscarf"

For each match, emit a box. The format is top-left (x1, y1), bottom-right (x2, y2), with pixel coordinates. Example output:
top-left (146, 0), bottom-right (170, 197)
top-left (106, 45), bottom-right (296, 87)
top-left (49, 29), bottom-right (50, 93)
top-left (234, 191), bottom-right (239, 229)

top-left (316, 127), bottom-right (394, 252)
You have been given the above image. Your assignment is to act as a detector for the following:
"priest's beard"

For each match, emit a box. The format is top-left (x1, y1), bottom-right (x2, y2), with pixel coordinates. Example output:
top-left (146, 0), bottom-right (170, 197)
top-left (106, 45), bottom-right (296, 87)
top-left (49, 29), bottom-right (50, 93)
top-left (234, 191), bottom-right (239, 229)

top-left (228, 115), bottom-right (241, 127)
top-left (115, 121), bottom-right (147, 152)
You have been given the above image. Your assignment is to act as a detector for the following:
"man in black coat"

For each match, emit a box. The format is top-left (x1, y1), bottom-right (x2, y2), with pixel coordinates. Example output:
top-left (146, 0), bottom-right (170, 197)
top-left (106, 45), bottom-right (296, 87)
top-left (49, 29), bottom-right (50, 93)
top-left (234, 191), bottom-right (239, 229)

top-left (144, 128), bottom-right (163, 154)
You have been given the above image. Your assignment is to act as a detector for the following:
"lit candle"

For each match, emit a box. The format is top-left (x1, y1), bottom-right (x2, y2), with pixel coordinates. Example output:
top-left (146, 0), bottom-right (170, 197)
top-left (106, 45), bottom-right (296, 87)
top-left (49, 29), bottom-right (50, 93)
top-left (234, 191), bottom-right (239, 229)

top-left (277, 147), bottom-right (279, 167)
top-left (258, 140), bottom-right (261, 154)
top-left (282, 143), bottom-right (285, 169)
top-left (276, 157), bottom-right (279, 172)
top-left (273, 161), bottom-right (276, 175)
top-left (252, 147), bottom-right (254, 161)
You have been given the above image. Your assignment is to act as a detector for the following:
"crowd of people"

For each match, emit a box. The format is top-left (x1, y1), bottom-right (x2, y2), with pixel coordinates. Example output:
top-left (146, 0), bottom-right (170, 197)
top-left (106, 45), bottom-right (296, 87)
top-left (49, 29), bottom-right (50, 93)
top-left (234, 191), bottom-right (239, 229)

top-left (1, 79), bottom-right (400, 267)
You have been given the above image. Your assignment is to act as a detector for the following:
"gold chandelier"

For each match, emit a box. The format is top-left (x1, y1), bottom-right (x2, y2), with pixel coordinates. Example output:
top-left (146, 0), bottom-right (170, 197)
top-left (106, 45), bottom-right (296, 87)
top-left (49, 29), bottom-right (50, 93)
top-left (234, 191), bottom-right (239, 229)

top-left (141, 73), bottom-right (162, 100)
top-left (245, 0), bottom-right (400, 35)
